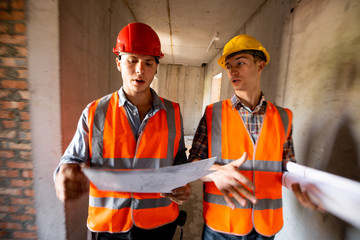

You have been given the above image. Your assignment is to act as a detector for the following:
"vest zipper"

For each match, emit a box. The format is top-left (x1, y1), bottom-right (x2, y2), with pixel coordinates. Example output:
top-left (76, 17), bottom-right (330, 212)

top-left (251, 108), bottom-right (267, 228)
top-left (238, 106), bottom-right (267, 226)
top-left (131, 114), bottom-right (149, 226)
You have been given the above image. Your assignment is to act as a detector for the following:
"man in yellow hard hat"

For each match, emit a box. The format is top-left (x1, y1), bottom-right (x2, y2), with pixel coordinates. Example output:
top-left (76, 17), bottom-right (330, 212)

top-left (189, 34), bottom-right (316, 240)
top-left (54, 22), bottom-right (191, 240)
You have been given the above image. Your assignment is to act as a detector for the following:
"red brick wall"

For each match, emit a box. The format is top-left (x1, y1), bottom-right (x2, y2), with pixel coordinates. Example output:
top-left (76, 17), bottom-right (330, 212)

top-left (0, 0), bottom-right (38, 239)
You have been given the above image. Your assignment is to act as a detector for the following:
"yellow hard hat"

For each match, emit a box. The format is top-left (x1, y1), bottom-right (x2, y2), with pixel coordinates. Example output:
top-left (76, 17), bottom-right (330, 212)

top-left (217, 34), bottom-right (270, 69)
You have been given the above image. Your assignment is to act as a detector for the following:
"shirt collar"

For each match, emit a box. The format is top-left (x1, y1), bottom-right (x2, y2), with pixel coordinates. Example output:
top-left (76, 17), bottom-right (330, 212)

top-left (118, 87), bottom-right (166, 111)
top-left (230, 92), bottom-right (267, 113)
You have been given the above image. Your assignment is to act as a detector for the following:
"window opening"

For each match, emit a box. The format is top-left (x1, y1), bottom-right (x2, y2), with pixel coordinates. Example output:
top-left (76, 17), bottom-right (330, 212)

top-left (211, 72), bottom-right (222, 103)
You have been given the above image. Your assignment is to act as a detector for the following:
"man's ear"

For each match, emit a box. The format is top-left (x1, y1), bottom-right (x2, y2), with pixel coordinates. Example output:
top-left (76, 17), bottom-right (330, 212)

top-left (257, 60), bottom-right (266, 72)
top-left (116, 58), bottom-right (121, 72)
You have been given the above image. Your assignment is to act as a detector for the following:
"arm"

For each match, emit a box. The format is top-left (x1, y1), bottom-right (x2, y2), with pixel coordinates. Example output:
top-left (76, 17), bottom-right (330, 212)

top-left (54, 106), bottom-right (91, 203)
top-left (283, 127), bottom-right (319, 210)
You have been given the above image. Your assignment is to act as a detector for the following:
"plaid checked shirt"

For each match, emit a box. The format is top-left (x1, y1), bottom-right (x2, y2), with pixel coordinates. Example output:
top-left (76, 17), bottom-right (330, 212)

top-left (188, 93), bottom-right (295, 165)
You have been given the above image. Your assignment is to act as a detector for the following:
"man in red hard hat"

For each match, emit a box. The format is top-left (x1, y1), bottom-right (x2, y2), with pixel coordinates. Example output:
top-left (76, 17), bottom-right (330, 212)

top-left (55, 22), bottom-right (191, 239)
top-left (189, 34), bottom-right (318, 240)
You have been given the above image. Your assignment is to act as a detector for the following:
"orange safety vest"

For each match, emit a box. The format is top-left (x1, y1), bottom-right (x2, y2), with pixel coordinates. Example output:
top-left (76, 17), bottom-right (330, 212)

top-left (204, 99), bottom-right (292, 236)
top-left (86, 91), bottom-right (182, 233)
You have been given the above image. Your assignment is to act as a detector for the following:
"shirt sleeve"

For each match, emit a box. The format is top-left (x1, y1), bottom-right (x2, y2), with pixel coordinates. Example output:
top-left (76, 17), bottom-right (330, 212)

top-left (53, 105), bottom-right (91, 180)
top-left (282, 126), bottom-right (296, 170)
top-left (188, 114), bottom-right (209, 161)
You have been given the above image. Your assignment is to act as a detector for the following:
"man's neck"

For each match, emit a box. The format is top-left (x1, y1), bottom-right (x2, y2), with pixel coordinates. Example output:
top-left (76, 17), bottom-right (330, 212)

top-left (124, 89), bottom-right (153, 122)
top-left (235, 90), bottom-right (262, 111)
top-left (124, 88), bottom-right (152, 108)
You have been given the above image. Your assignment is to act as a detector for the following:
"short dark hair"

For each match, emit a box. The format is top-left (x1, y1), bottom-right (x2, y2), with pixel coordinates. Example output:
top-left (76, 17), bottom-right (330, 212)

top-left (118, 53), bottom-right (159, 64)
top-left (225, 50), bottom-right (266, 63)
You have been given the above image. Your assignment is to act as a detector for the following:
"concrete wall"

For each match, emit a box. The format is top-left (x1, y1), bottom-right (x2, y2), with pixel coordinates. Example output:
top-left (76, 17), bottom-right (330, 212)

top-left (152, 64), bottom-right (205, 135)
top-left (277, 0), bottom-right (360, 239)
top-left (60, 0), bottom-right (135, 151)
top-left (59, 0), bottom-right (135, 239)
top-left (28, 0), bottom-right (65, 239)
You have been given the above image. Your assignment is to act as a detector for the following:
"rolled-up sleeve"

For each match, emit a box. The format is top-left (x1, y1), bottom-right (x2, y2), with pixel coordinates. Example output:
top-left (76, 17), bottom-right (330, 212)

top-left (282, 127), bottom-right (296, 171)
top-left (188, 114), bottom-right (209, 162)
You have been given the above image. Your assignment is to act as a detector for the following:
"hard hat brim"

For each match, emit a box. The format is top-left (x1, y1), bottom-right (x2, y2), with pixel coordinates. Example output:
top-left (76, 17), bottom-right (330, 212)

top-left (217, 48), bottom-right (270, 69)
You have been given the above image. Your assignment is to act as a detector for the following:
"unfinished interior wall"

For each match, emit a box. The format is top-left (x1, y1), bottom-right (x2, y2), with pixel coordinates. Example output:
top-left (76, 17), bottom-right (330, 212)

top-left (203, 52), bottom-right (227, 109)
top-left (26, 0), bottom-right (69, 238)
top-left (152, 64), bottom-right (205, 135)
top-left (277, 0), bottom-right (360, 239)
top-left (60, 0), bottom-right (135, 152)
top-left (59, 0), bottom-right (135, 239)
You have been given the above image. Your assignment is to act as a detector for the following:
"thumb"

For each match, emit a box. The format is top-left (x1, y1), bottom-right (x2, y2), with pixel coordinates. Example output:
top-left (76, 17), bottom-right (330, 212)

top-left (230, 152), bottom-right (248, 167)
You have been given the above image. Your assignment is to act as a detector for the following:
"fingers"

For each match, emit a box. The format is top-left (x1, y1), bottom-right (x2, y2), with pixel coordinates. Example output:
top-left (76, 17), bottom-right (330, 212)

top-left (221, 192), bottom-right (236, 210)
top-left (219, 179), bottom-right (257, 208)
top-left (232, 171), bottom-right (255, 192)
top-left (227, 152), bottom-right (255, 191)
top-left (55, 164), bottom-right (89, 203)
top-left (220, 189), bottom-right (249, 210)
top-left (161, 184), bottom-right (191, 205)
top-left (291, 183), bottom-right (319, 210)
top-left (209, 154), bottom-right (257, 208)
top-left (291, 183), bottom-right (307, 206)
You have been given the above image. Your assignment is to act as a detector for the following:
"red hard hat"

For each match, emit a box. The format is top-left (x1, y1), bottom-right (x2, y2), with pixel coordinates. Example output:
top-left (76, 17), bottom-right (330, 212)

top-left (113, 22), bottom-right (164, 58)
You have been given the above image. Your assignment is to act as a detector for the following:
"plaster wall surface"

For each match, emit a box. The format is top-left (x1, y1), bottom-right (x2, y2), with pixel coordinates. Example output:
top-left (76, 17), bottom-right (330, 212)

top-left (28, 0), bottom-right (65, 239)
top-left (277, 0), bottom-right (360, 239)
top-left (202, 51), bottom-right (225, 110)
top-left (152, 64), bottom-right (205, 135)
top-left (59, 0), bottom-right (135, 239)
top-left (60, 0), bottom-right (135, 152)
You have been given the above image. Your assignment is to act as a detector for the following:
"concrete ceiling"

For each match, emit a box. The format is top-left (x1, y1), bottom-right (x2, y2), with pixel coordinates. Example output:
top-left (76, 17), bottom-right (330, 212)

top-left (126, 0), bottom-right (266, 66)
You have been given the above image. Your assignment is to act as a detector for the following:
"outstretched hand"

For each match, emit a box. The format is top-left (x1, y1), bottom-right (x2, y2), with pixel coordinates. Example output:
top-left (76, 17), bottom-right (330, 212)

top-left (208, 152), bottom-right (257, 209)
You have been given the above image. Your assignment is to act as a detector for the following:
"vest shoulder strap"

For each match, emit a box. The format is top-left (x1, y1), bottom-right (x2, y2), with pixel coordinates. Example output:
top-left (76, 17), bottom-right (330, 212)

top-left (274, 104), bottom-right (291, 139)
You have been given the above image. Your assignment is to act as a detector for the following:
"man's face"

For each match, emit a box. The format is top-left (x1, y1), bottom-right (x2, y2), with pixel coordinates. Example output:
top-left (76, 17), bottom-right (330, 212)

top-left (116, 53), bottom-right (157, 95)
top-left (225, 53), bottom-right (264, 94)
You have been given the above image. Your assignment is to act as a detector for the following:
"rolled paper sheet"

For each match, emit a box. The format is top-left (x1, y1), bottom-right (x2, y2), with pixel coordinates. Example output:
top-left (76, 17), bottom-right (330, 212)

top-left (283, 162), bottom-right (360, 229)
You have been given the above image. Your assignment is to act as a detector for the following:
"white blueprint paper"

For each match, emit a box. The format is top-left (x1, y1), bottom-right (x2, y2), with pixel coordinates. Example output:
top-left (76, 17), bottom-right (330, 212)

top-left (82, 157), bottom-right (216, 193)
top-left (283, 162), bottom-right (360, 229)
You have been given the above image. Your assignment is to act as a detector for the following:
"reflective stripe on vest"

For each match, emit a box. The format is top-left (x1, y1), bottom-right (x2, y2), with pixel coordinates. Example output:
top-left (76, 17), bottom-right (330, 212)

top-left (87, 92), bottom-right (181, 232)
top-left (204, 99), bottom-right (292, 236)
top-left (205, 194), bottom-right (282, 210)
top-left (89, 195), bottom-right (172, 210)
